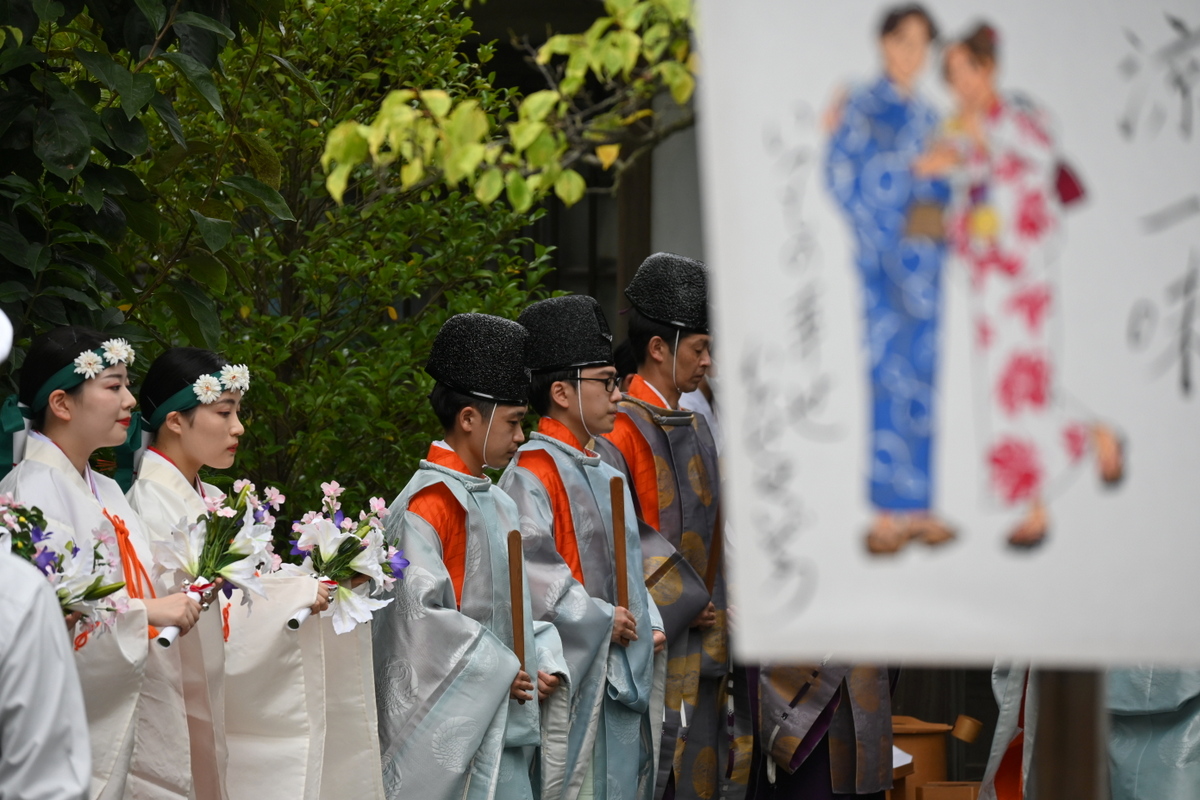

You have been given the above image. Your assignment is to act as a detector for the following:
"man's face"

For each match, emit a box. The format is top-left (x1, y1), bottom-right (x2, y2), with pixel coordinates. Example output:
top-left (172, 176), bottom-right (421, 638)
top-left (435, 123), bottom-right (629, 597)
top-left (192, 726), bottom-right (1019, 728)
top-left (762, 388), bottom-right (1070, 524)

top-left (881, 15), bottom-right (931, 90)
top-left (672, 333), bottom-right (712, 394)
top-left (569, 365), bottom-right (621, 436)
top-left (482, 404), bottom-right (528, 468)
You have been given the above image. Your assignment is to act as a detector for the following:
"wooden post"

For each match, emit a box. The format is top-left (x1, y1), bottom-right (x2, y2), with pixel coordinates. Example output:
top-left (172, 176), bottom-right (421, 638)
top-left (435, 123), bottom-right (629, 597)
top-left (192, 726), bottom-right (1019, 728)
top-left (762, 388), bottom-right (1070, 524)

top-left (1032, 669), bottom-right (1107, 799)
top-left (507, 529), bottom-right (525, 672)
top-left (610, 476), bottom-right (629, 609)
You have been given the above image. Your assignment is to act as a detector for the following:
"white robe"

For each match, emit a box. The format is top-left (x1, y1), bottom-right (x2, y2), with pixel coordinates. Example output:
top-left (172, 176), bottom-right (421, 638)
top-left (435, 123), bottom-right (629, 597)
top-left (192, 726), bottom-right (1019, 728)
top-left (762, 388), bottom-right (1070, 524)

top-left (0, 552), bottom-right (91, 800)
top-left (126, 450), bottom-right (230, 800)
top-left (0, 434), bottom-right (192, 800)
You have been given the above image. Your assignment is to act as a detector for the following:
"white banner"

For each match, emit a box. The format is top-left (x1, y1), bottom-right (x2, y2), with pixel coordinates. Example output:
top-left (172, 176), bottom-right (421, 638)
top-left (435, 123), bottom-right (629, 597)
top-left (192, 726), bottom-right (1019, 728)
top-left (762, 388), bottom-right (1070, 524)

top-left (696, 0), bottom-right (1200, 664)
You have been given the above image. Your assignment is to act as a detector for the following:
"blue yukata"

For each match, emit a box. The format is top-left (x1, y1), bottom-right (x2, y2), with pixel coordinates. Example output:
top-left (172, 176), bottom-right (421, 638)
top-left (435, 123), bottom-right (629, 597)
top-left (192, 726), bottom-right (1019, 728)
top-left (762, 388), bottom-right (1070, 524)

top-left (825, 76), bottom-right (950, 512)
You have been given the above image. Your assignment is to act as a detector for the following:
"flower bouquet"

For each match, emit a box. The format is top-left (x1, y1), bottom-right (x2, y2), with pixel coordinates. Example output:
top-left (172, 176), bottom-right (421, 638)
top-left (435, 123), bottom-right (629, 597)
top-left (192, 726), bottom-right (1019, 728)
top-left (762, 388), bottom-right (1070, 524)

top-left (284, 481), bottom-right (408, 634)
top-left (151, 480), bottom-right (282, 647)
top-left (0, 495), bottom-right (126, 623)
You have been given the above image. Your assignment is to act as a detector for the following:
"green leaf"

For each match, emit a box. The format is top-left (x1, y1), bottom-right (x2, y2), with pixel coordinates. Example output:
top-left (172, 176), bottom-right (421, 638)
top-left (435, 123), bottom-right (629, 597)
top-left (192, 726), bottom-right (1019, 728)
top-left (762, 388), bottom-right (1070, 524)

top-left (507, 119), bottom-right (545, 153)
top-left (419, 90), bottom-right (451, 119)
top-left (101, 107), bottom-right (148, 156)
top-left (159, 52), bottom-right (224, 118)
top-left (74, 49), bottom-right (121, 91)
top-left (189, 209), bottom-right (233, 252)
top-left (268, 54), bottom-right (328, 109)
top-left (122, 73), bottom-right (156, 120)
top-left (134, 0), bottom-right (167, 30)
top-left (44, 285), bottom-right (100, 309)
top-left (0, 223), bottom-right (31, 269)
top-left (321, 121), bottom-right (368, 204)
top-left (233, 132), bottom-right (281, 189)
top-left (0, 281), bottom-right (31, 303)
top-left (150, 93), bottom-right (186, 147)
top-left (173, 12), bottom-right (235, 40)
top-left (182, 251), bottom-right (227, 294)
top-left (505, 171), bottom-right (532, 213)
top-left (162, 288), bottom-right (210, 349)
top-left (519, 90), bottom-right (559, 123)
top-left (657, 60), bottom-right (694, 105)
top-left (116, 197), bottom-right (161, 242)
top-left (222, 175), bottom-right (296, 221)
top-left (33, 101), bottom-right (90, 180)
top-left (174, 280), bottom-right (221, 348)
top-left (79, 176), bottom-right (104, 211)
top-left (554, 169), bottom-right (586, 206)
top-left (474, 168), bottom-right (503, 204)
top-left (146, 143), bottom-right (188, 183)
top-left (32, 0), bottom-right (65, 22)
top-left (0, 45), bottom-right (44, 76)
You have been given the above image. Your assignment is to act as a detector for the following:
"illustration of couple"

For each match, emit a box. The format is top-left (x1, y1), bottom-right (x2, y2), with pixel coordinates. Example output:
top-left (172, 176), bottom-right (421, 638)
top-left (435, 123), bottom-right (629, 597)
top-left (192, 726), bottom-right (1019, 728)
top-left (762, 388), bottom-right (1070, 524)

top-left (823, 4), bottom-right (1125, 555)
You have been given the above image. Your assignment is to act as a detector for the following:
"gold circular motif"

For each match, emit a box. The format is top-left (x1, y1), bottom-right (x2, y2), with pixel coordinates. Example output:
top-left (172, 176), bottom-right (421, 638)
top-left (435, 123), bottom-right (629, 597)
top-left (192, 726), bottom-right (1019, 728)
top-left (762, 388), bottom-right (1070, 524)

top-left (687, 454), bottom-right (713, 507)
top-left (655, 455), bottom-right (676, 510)
top-left (730, 735), bottom-right (755, 785)
top-left (645, 556), bottom-right (683, 606)
top-left (702, 610), bottom-right (728, 664)
top-left (680, 530), bottom-right (708, 574)
top-left (691, 747), bottom-right (718, 799)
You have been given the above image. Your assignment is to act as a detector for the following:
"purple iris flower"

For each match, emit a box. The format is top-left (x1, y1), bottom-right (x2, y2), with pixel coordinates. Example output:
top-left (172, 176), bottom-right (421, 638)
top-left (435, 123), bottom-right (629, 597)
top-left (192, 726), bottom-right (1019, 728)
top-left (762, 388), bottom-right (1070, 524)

top-left (253, 507), bottom-right (266, 524)
top-left (289, 539), bottom-right (304, 556)
top-left (34, 548), bottom-right (57, 575)
top-left (389, 550), bottom-right (410, 580)
top-left (30, 525), bottom-right (45, 544)
top-left (333, 509), bottom-right (345, 528)
top-left (222, 581), bottom-right (237, 599)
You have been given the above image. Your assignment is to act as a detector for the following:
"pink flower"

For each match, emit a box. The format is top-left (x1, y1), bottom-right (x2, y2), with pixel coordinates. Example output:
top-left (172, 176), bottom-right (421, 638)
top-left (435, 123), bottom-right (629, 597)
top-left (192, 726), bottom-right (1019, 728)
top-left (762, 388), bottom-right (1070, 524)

top-left (216, 507), bottom-right (238, 519)
top-left (989, 437), bottom-right (1042, 504)
top-left (996, 351), bottom-right (1050, 416)
top-left (1006, 285), bottom-right (1053, 334)
top-left (1063, 423), bottom-right (1090, 461)
top-left (233, 479), bottom-right (254, 495)
top-left (264, 486), bottom-right (286, 510)
top-left (1016, 189), bottom-right (1052, 241)
top-left (369, 497), bottom-right (390, 517)
top-left (321, 481), bottom-right (344, 499)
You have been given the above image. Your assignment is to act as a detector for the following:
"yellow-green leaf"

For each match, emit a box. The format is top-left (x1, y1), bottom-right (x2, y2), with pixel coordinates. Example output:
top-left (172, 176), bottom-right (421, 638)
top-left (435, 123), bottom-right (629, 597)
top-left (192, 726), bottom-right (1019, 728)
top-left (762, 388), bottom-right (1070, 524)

top-left (519, 90), bottom-right (560, 123)
top-left (657, 60), bottom-right (695, 105)
top-left (420, 90), bottom-right (452, 119)
top-left (321, 121), bottom-right (369, 204)
top-left (536, 34), bottom-right (574, 64)
top-left (505, 171), bottom-right (533, 213)
top-left (474, 168), bottom-right (504, 204)
top-left (400, 157), bottom-right (424, 189)
top-left (596, 144), bottom-right (621, 170)
top-left (609, 30), bottom-right (642, 77)
top-left (554, 169), bottom-right (586, 206)
top-left (508, 119), bottom-right (546, 153)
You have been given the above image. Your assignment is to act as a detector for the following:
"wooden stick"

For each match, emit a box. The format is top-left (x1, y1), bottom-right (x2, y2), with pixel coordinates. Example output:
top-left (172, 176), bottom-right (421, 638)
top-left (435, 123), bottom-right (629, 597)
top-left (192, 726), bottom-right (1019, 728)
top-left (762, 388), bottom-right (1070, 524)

top-left (507, 529), bottom-right (525, 671)
top-left (610, 476), bottom-right (629, 609)
top-left (705, 505), bottom-right (722, 595)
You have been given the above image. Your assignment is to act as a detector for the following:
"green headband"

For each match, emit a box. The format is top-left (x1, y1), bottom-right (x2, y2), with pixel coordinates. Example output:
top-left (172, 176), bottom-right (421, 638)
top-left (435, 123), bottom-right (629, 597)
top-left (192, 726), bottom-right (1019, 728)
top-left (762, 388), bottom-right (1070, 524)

top-left (30, 338), bottom-right (137, 412)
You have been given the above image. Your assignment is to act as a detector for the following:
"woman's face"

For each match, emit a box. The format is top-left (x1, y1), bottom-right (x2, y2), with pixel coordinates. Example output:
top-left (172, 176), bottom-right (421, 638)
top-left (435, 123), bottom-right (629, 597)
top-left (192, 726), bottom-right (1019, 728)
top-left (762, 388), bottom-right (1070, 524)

top-left (68, 365), bottom-right (136, 449)
top-left (169, 390), bottom-right (245, 470)
top-left (881, 16), bottom-right (931, 90)
top-left (945, 45), bottom-right (994, 109)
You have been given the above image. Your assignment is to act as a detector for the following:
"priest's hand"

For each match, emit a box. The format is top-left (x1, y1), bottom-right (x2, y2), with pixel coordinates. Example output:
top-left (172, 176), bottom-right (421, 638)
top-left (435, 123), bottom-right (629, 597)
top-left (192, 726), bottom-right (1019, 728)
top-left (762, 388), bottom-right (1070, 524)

top-left (537, 671), bottom-right (560, 701)
top-left (510, 669), bottom-right (534, 704)
top-left (653, 630), bottom-right (667, 654)
top-left (690, 602), bottom-right (717, 629)
top-left (145, 593), bottom-right (202, 635)
top-left (310, 580), bottom-right (331, 614)
top-left (612, 606), bottom-right (638, 646)
top-left (64, 610), bottom-right (83, 633)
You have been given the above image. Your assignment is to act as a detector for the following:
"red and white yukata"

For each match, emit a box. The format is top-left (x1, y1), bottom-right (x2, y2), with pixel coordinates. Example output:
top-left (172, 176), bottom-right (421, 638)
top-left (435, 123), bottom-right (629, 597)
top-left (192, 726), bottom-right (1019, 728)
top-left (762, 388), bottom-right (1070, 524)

top-left (948, 94), bottom-right (1091, 509)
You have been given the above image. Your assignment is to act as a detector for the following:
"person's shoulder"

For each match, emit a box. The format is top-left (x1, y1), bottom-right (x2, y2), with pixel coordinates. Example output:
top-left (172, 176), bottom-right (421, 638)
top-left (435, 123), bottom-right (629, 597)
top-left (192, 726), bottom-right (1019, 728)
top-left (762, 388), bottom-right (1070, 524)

top-left (0, 552), bottom-right (50, 624)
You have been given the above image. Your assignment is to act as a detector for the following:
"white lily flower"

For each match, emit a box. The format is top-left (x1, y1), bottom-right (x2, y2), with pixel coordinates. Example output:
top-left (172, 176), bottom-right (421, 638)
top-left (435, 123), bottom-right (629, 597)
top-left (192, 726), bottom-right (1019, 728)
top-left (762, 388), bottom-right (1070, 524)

top-left (219, 555), bottom-right (267, 601)
top-left (323, 583), bottom-right (393, 635)
top-left (349, 527), bottom-right (388, 591)
top-left (151, 517), bottom-right (206, 587)
top-left (294, 516), bottom-right (352, 561)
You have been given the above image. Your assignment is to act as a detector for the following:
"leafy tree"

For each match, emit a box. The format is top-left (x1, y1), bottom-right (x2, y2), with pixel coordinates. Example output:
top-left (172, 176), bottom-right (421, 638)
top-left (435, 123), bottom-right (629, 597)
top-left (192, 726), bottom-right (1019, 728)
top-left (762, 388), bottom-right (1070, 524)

top-left (125, 0), bottom-right (555, 522)
top-left (0, 0), bottom-right (280, 378)
top-left (321, 0), bottom-right (698, 210)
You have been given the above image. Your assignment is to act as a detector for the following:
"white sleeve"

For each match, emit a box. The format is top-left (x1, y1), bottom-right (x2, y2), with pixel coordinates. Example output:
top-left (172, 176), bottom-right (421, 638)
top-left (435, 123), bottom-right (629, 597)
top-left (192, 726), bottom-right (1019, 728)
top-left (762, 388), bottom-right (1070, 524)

top-left (0, 556), bottom-right (91, 800)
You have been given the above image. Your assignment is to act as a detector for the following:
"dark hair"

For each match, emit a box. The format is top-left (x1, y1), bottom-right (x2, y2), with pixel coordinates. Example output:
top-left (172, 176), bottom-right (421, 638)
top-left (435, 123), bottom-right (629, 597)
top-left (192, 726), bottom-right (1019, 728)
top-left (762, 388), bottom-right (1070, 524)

top-left (19, 326), bottom-right (106, 430)
top-left (958, 23), bottom-right (997, 67)
top-left (879, 3), bottom-right (939, 41)
top-left (627, 308), bottom-right (702, 367)
top-left (141, 347), bottom-right (229, 431)
top-left (613, 339), bottom-right (637, 382)
top-left (529, 369), bottom-right (577, 417)
top-left (429, 382), bottom-right (497, 432)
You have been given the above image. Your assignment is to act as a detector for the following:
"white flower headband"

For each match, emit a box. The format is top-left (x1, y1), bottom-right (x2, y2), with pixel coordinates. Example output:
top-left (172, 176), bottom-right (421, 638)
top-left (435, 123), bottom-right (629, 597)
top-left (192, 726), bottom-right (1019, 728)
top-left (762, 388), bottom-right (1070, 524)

top-left (73, 338), bottom-right (136, 380)
top-left (193, 364), bottom-right (251, 404)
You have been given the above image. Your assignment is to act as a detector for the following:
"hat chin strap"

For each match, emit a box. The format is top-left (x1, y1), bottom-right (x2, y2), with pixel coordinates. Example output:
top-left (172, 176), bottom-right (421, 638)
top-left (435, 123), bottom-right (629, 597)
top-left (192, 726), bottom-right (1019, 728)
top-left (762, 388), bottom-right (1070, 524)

top-left (479, 404), bottom-right (500, 471)
top-left (671, 329), bottom-right (682, 403)
top-left (576, 369), bottom-right (595, 447)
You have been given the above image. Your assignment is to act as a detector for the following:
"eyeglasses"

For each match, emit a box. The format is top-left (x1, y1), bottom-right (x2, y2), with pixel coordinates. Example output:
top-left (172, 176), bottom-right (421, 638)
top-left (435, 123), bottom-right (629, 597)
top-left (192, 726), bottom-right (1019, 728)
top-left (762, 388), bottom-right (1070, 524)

top-left (574, 376), bottom-right (620, 393)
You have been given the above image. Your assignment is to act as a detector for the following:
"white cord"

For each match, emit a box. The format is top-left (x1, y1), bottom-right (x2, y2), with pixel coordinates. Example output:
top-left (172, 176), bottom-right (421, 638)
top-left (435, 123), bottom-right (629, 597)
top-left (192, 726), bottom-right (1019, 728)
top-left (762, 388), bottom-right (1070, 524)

top-left (576, 368), bottom-right (595, 445)
top-left (671, 329), bottom-right (681, 399)
top-left (479, 404), bottom-right (499, 470)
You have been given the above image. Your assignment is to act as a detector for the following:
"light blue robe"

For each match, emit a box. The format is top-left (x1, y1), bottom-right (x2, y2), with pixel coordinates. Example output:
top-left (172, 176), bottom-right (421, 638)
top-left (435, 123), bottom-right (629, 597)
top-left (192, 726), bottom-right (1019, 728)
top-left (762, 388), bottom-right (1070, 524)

top-left (373, 452), bottom-right (544, 800)
top-left (1109, 667), bottom-right (1200, 800)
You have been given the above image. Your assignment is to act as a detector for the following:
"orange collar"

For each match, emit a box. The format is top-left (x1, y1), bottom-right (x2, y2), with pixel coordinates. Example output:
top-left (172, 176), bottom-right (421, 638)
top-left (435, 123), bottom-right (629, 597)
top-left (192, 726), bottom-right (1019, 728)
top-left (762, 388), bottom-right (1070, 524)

top-left (426, 442), bottom-right (474, 476)
top-left (536, 417), bottom-right (588, 453)
top-left (627, 374), bottom-right (671, 409)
